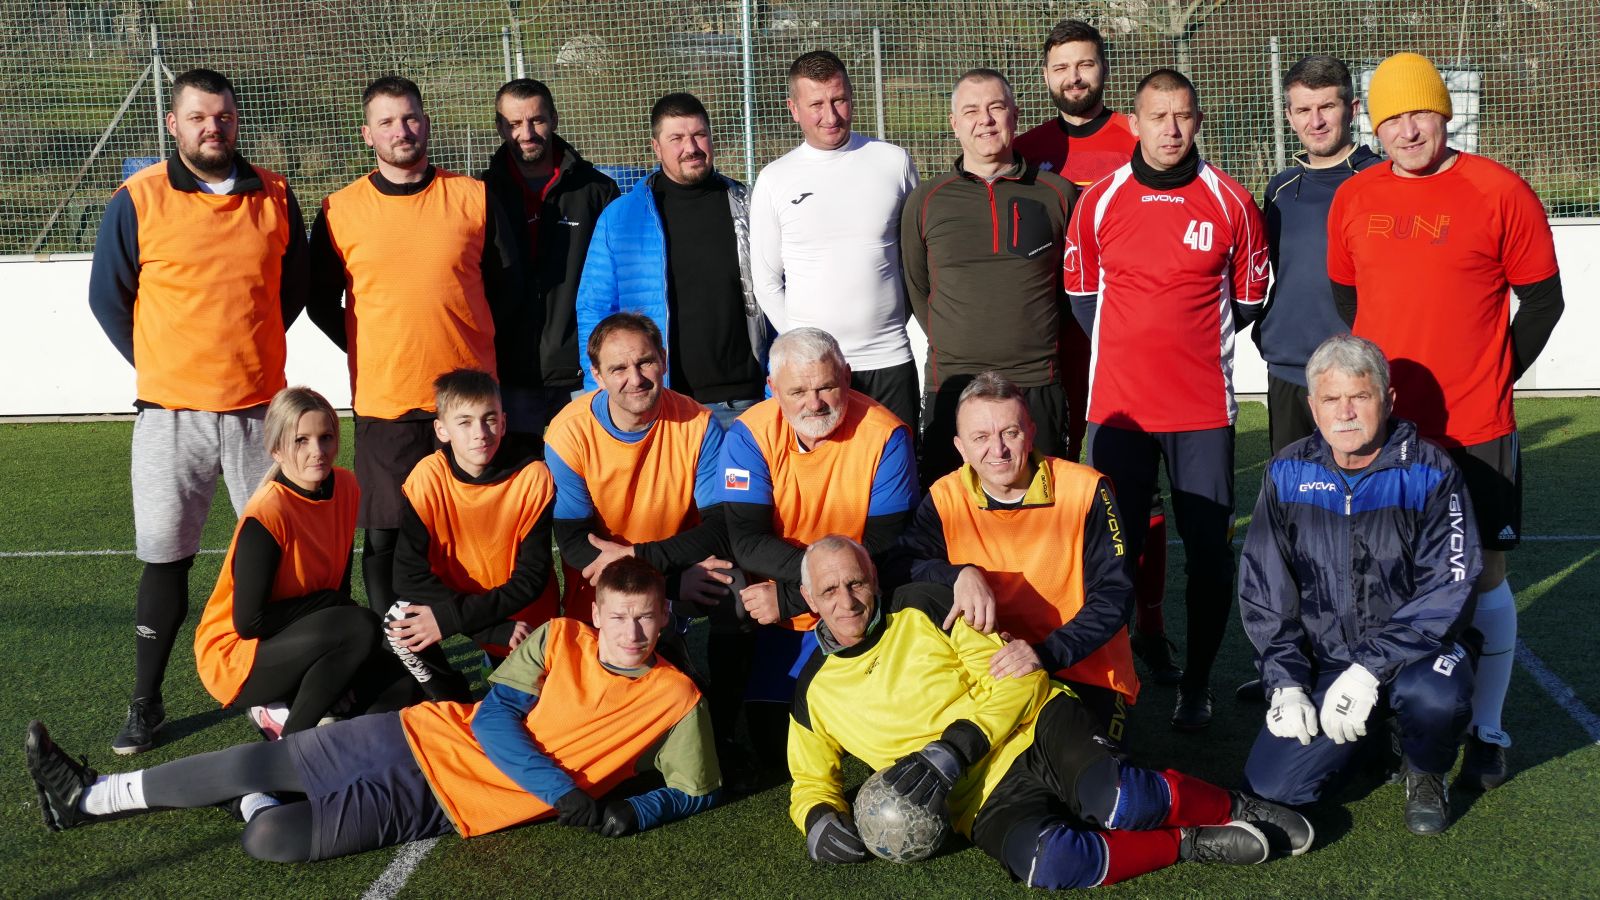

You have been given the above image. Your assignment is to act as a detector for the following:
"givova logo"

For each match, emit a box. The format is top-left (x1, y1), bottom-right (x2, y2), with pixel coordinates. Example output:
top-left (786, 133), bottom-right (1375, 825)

top-left (1298, 481), bottom-right (1340, 493)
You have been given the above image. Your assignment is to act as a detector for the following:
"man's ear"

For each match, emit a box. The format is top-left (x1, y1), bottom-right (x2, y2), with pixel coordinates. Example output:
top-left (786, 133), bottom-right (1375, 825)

top-left (800, 585), bottom-right (820, 615)
top-left (433, 418), bottom-right (451, 445)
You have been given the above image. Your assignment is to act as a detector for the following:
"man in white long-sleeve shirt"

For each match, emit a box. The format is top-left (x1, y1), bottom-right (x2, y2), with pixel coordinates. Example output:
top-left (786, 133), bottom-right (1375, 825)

top-left (750, 50), bottom-right (921, 430)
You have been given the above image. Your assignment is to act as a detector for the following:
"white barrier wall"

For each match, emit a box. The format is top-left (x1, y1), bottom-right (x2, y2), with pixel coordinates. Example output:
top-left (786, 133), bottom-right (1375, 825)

top-left (3, 218), bottom-right (1596, 416)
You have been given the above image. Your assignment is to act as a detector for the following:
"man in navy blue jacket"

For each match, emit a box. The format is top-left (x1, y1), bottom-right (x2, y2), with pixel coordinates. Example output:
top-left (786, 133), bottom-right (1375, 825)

top-left (1238, 335), bottom-right (1481, 836)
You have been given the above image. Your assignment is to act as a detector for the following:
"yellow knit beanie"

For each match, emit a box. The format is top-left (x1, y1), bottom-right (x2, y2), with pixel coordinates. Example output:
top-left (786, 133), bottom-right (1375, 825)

top-left (1367, 52), bottom-right (1452, 127)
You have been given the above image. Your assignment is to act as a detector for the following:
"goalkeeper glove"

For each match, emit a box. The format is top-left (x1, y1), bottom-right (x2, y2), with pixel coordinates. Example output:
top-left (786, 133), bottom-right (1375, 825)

top-left (1266, 686), bottom-right (1319, 746)
top-left (1319, 664), bottom-right (1381, 745)
top-left (554, 788), bottom-right (601, 829)
top-left (805, 806), bottom-right (869, 864)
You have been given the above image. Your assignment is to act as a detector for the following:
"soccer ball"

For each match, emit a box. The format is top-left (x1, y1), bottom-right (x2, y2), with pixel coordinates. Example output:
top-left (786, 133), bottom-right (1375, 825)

top-left (853, 767), bottom-right (951, 863)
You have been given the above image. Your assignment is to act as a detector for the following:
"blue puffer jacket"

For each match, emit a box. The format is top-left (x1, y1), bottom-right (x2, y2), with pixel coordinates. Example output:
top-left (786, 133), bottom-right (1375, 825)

top-left (574, 169), bottom-right (769, 391)
top-left (1239, 417), bottom-right (1482, 689)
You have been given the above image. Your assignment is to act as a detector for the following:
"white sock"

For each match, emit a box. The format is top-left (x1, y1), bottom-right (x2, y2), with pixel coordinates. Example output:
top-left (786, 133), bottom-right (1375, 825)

top-left (81, 771), bottom-right (146, 816)
top-left (239, 791), bottom-right (281, 823)
top-left (1469, 579), bottom-right (1516, 745)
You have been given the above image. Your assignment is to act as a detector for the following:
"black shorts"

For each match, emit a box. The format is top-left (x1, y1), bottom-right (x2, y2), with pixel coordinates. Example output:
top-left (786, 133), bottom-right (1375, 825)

top-left (354, 416), bottom-right (440, 530)
top-left (1449, 432), bottom-right (1521, 551)
top-left (1266, 374), bottom-right (1316, 455)
top-left (852, 360), bottom-right (920, 432)
top-left (970, 692), bottom-right (1117, 865)
top-left (1060, 680), bottom-right (1130, 755)
top-left (921, 379), bottom-right (1067, 485)
top-left (286, 712), bottom-right (454, 861)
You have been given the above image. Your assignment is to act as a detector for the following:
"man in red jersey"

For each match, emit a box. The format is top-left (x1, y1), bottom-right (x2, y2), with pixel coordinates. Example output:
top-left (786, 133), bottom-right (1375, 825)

top-left (1014, 18), bottom-right (1180, 691)
top-left (1327, 52), bottom-right (1564, 793)
top-left (1064, 69), bottom-right (1268, 732)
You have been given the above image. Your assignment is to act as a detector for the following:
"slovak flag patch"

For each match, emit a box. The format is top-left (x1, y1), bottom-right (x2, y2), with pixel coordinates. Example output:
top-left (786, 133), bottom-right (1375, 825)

top-left (724, 468), bottom-right (751, 491)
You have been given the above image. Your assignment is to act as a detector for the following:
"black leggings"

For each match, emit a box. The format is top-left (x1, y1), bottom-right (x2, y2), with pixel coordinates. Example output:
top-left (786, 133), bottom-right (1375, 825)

top-left (141, 740), bottom-right (315, 862)
top-left (233, 605), bottom-right (420, 734)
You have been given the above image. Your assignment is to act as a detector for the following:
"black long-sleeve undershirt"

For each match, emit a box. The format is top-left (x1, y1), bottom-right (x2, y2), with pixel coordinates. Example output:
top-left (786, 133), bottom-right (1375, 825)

top-left (723, 500), bottom-right (911, 619)
top-left (231, 475), bottom-right (355, 641)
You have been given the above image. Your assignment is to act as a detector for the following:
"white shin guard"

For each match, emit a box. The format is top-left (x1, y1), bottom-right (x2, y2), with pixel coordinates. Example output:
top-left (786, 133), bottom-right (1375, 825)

top-left (1469, 579), bottom-right (1516, 745)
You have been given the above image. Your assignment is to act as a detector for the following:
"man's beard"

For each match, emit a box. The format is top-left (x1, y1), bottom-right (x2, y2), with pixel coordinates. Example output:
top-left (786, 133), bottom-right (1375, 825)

top-left (180, 138), bottom-right (234, 179)
top-left (1052, 82), bottom-right (1104, 117)
top-left (377, 139), bottom-right (427, 168)
top-left (514, 138), bottom-right (548, 164)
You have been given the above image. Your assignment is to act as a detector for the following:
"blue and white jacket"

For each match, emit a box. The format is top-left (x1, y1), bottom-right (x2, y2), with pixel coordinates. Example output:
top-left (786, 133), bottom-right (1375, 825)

top-left (574, 170), bottom-right (769, 391)
top-left (1239, 417), bottom-right (1482, 689)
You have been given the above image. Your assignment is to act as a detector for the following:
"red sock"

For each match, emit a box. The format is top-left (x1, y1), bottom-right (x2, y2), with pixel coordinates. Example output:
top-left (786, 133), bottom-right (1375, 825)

top-left (1100, 828), bottom-right (1182, 885)
top-left (1159, 769), bottom-right (1233, 827)
top-left (1134, 513), bottom-right (1168, 636)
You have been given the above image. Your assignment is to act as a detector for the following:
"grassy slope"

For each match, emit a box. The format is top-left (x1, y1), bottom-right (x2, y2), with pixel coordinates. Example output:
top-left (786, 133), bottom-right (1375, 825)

top-left (0, 400), bottom-right (1596, 898)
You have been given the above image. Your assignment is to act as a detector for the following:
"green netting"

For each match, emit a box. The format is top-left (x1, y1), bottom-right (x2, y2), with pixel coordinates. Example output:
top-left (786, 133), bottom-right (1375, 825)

top-left (4, 0), bottom-right (1597, 255)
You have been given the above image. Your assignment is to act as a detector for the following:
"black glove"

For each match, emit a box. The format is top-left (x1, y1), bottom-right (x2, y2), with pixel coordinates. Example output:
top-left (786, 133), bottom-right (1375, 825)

top-left (805, 805), bottom-right (869, 864)
top-left (882, 739), bottom-right (965, 811)
top-left (599, 799), bottom-right (639, 838)
top-left (554, 788), bottom-right (600, 829)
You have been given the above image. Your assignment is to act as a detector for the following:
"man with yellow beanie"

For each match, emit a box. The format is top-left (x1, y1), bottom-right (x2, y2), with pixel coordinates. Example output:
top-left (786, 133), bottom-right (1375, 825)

top-left (1326, 51), bottom-right (1565, 800)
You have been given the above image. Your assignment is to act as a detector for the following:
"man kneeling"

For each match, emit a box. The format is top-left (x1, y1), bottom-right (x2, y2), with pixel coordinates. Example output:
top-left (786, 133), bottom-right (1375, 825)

top-left (27, 557), bottom-right (720, 862)
top-left (788, 536), bottom-right (1311, 887)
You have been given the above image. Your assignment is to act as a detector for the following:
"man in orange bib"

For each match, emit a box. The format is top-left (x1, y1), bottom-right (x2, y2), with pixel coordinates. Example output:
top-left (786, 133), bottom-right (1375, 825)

top-left (27, 557), bottom-right (720, 863)
top-left (389, 369), bottom-right (558, 699)
top-left (88, 68), bottom-right (309, 756)
top-left (306, 75), bottom-right (520, 625)
top-left (889, 371), bottom-right (1138, 750)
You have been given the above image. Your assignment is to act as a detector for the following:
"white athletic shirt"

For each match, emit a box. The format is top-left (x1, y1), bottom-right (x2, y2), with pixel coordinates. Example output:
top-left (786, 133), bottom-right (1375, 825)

top-left (750, 132), bottom-right (919, 370)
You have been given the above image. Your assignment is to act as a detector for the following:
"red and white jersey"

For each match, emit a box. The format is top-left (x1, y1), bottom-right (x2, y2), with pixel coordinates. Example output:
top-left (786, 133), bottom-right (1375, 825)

top-left (1064, 161), bottom-right (1268, 432)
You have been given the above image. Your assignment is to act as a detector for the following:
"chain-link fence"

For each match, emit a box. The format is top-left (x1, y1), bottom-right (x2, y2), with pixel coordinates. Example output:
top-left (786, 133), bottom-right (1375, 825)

top-left (5, 0), bottom-right (1597, 255)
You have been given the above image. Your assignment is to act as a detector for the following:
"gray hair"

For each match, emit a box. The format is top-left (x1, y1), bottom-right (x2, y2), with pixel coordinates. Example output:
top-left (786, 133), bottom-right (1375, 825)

top-left (1306, 333), bottom-right (1391, 397)
top-left (951, 68), bottom-right (1016, 116)
top-left (800, 534), bottom-right (873, 594)
top-left (768, 327), bottom-right (847, 376)
top-left (957, 370), bottom-right (1026, 409)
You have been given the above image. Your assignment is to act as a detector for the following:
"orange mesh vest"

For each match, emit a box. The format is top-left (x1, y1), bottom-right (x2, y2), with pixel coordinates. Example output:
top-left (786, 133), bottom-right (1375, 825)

top-left (929, 457), bottom-right (1139, 702)
top-left (738, 391), bottom-right (906, 630)
top-left (402, 451), bottom-right (558, 654)
top-left (323, 170), bottom-right (497, 418)
top-left (194, 469), bottom-right (359, 704)
top-left (122, 161), bottom-right (291, 411)
top-left (399, 617), bottom-right (701, 838)
top-left (544, 390), bottom-right (709, 617)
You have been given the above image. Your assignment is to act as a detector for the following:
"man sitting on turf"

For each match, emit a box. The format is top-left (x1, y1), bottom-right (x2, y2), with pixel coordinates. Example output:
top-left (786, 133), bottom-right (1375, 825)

top-left (27, 556), bottom-right (721, 862)
top-left (1239, 334), bottom-right (1481, 835)
top-left (888, 370), bottom-right (1139, 751)
top-left (389, 368), bottom-right (558, 692)
top-left (788, 536), bottom-right (1312, 885)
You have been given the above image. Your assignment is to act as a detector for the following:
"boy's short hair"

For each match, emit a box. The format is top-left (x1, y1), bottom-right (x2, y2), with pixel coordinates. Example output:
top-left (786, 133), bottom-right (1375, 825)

top-left (595, 557), bottom-right (667, 607)
top-left (433, 368), bottom-right (500, 417)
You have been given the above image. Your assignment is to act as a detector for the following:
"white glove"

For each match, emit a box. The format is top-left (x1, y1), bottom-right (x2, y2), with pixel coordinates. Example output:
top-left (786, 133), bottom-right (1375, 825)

top-left (1267, 686), bottom-right (1319, 746)
top-left (1319, 664), bottom-right (1381, 744)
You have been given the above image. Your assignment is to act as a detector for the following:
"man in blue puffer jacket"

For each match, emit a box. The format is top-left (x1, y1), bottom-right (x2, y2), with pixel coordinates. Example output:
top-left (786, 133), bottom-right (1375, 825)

top-left (1238, 334), bottom-right (1481, 837)
top-left (575, 92), bottom-right (770, 426)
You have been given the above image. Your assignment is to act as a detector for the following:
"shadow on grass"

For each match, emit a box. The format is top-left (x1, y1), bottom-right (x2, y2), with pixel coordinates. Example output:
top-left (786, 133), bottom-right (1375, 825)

top-left (32, 833), bottom-right (237, 900)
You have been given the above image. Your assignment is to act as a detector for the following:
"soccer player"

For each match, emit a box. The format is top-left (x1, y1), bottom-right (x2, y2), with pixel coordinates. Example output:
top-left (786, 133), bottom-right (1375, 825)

top-left (1012, 17), bottom-right (1178, 690)
top-left (750, 50), bottom-right (921, 428)
top-left (481, 78), bottom-right (620, 441)
top-left (88, 67), bottom-right (309, 755)
top-left (789, 536), bottom-right (1312, 884)
top-left (306, 75), bottom-right (518, 625)
top-left (902, 69), bottom-right (1077, 486)
top-left (194, 387), bottom-right (421, 740)
top-left (1328, 52), bottom-right (1565, 790)
top-left (888, 372), bottom-right (1138, 749)
top-left (1064, 68), bottom-right (1269, 731)
top-left (575, 92), bottom-right (768, 427)
top-left (27, 558), bottom-right (721, 862)
top-left (389, 369), bottom-right (557, 699)
top-left (1240, 335), bottom-right (1481, 834)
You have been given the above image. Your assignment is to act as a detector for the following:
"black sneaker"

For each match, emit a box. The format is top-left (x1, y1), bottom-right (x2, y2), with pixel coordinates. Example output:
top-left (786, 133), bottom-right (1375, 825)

top-left (1171, 686), bottom-right (1214, 732)
top-left (1456, 731), bottom-right (1510, 791)
top-left (1130, 632), bottom-right (1184, 685)
top-left (1230, 791), bottom-right (1314, 857)
top-left (1404, 769), bottom-right (1450, 835)
top-left (26, 721), bottom-right (99, 831)
top-left (111, 697), bottom-right (165, 756)
top-left (1179, 821), bottom-right (1269, 865)
top-left (1234, 678), bottom-right (1266, 703)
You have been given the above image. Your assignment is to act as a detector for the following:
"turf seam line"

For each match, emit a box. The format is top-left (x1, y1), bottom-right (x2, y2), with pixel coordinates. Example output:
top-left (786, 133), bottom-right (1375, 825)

top-left (1515, 638), bottom-right (1600, 743)
top-left (361, 836), bottom-right (438, 900)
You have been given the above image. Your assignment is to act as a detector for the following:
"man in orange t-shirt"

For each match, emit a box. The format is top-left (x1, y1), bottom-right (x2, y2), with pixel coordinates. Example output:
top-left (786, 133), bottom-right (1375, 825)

top-left (1327, 52), bottom-right (1564, 792)
top-left (27, 557), bottom-right (719, 862)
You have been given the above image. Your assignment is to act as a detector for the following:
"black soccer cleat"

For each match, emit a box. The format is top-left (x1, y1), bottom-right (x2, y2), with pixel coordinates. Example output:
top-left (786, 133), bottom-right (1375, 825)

top-left (1403, 770), bottom-right (1450, 835)
top-left (111, 697), bottom-right (165, 756)
top-left (1456, 731), bottom-right (1510, 792)
top-left (1130, 632), bottom-right (1184, 686)
top-left (1230, 791), bottom-right (1314, 857)
top-left (26, 721), bottom-right (99, 831)
top-left (1171, 686), bottom-right (1214, 732)
top-left (1179, 821), bottom-right (1270, 865)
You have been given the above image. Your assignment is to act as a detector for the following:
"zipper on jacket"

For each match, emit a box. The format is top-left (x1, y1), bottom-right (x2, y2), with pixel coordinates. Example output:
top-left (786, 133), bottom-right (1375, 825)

top-left (987, 181), bottom-right (1000, 253)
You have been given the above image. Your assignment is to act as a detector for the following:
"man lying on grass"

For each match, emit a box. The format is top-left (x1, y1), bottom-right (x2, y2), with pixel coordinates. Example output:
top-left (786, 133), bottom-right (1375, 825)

top-left (27, 557), bottom-right (721, 862)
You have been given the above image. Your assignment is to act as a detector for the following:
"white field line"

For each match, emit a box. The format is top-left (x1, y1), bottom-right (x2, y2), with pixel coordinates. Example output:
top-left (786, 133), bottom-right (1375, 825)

top-left (1516, 639), bottom-right (1600, 743)
top-left (361, 837), bottom-right (439, 900)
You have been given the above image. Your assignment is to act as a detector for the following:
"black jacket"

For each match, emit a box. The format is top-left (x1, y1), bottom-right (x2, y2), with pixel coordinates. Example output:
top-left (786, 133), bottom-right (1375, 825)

top-left (481, 137), bottom-right (620, 390)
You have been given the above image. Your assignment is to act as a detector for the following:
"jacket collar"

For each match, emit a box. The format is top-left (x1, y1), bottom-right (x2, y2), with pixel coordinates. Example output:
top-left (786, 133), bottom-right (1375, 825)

top-left (952, 154), bottom-right (1029, 183)
top-left (1303, 416), bottom-right (1420, 476)
top-left (165, 153), bottom-right (264, 194)
top-left (1290, 143), bottom-right (1379, 173)
top-left (957, 452), bottom-right (1055, 509)
top-left (815, 603), bottom-right (887, 657)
